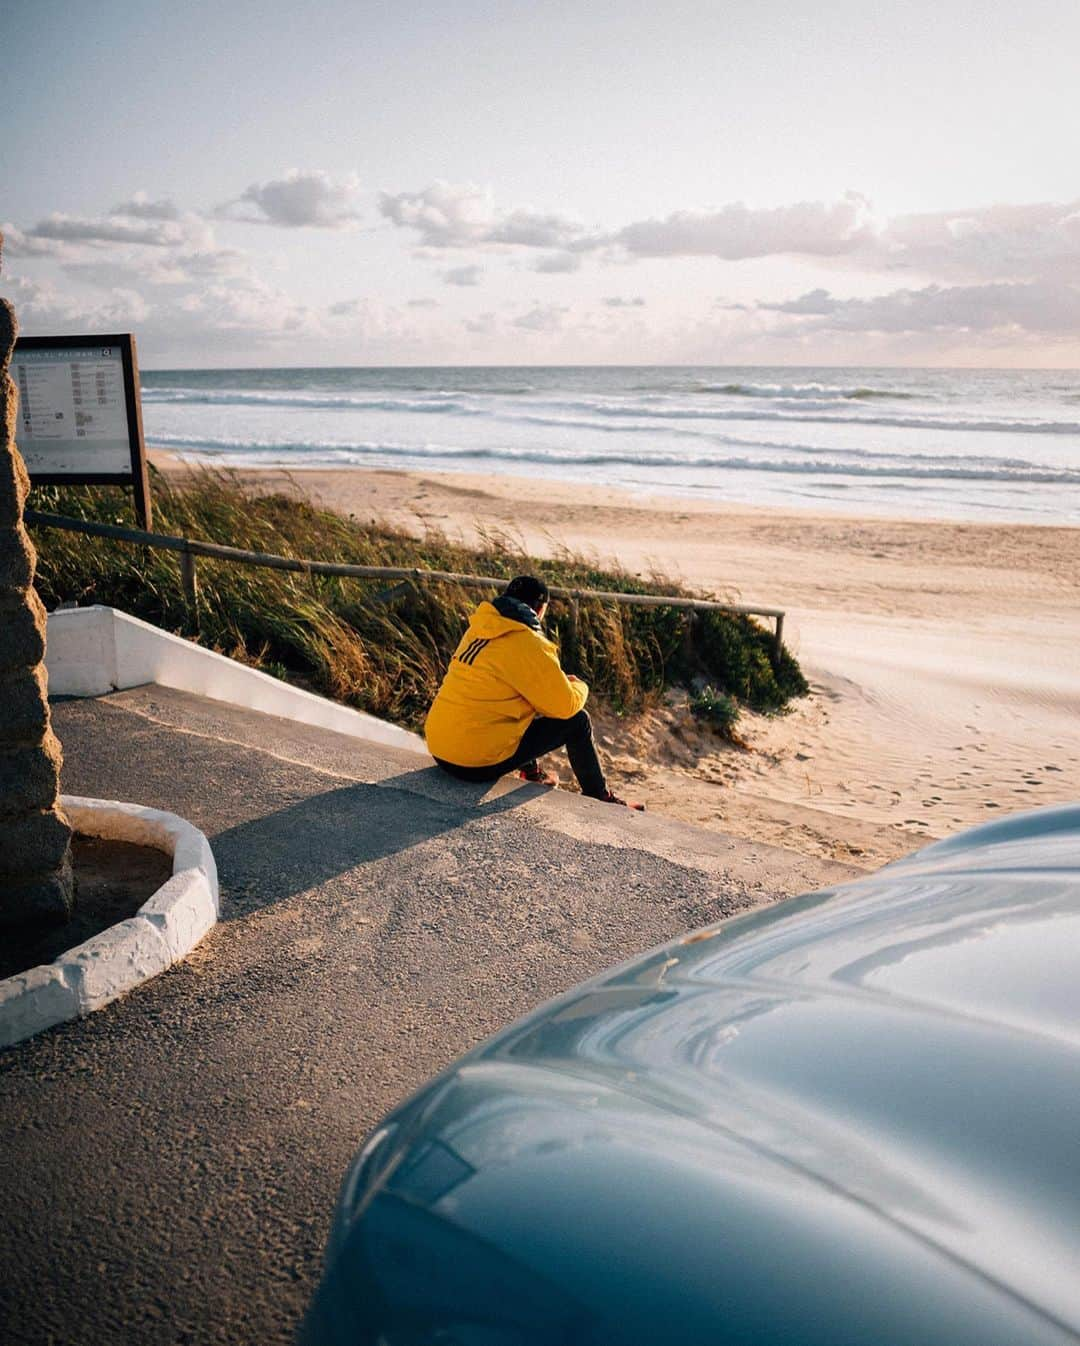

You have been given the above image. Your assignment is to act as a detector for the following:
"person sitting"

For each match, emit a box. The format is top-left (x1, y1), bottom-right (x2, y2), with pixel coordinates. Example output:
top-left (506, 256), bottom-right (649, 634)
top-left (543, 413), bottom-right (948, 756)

top-left (425, 574), bottom-right (643, 809)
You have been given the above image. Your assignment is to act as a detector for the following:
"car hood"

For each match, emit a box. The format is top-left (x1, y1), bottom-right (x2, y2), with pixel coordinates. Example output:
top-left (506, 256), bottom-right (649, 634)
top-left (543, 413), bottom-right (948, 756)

top-left (315, 805), bottom-right (1080, 1344)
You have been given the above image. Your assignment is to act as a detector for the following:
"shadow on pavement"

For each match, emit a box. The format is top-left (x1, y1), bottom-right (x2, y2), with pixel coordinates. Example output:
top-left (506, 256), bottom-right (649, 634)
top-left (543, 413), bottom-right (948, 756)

top-left (210, 765), bottom-right (537, 914)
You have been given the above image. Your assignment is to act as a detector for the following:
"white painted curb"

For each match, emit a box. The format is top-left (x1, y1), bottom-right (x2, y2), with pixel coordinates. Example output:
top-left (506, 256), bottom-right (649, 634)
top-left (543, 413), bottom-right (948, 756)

top-left (46, 605), bottom-right (425, 755)
top-left (0, 797), bottom-right (219, 1050)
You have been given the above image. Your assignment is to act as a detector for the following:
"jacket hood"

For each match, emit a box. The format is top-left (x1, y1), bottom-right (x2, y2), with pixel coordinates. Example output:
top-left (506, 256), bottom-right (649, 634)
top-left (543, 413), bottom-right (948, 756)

top-left (467, 596), bottom-right (543, 637)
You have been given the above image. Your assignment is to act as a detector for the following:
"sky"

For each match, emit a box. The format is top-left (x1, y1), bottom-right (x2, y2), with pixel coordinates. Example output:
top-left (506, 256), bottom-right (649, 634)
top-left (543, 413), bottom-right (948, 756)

top-left (2, 0), bottom-right (1079, 368)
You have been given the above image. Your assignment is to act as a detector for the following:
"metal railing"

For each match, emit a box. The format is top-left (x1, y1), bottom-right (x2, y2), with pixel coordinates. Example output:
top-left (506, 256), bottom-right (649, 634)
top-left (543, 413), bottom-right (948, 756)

top-left (25, 509), bottom-right (786, 656)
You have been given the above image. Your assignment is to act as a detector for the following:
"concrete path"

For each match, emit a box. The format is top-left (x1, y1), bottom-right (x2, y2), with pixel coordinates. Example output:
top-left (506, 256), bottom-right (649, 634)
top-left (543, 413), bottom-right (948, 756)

top-left (1, 687), bottom-right (857, 1346)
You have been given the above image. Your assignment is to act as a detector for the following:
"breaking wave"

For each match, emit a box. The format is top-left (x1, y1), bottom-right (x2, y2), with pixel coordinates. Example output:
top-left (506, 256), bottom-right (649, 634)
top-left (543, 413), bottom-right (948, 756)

top-left (697, 381), bottom-right (915, 401)
top-left (141, 386), bottom-right (1080, 436)
top-left (153, 433), bottom-right (1080, 486)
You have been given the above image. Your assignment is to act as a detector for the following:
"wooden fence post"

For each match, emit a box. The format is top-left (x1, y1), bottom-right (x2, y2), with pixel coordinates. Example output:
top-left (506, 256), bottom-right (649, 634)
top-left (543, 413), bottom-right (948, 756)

top-left (180, 547), bottom-right (199, 626)
top-left (682, 611), bottom-right (699, 668)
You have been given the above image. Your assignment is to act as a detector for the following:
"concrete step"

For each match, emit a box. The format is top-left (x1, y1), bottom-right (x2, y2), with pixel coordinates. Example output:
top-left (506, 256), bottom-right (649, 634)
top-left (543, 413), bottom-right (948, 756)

top-left (100, 682), bottom-right (858, 897)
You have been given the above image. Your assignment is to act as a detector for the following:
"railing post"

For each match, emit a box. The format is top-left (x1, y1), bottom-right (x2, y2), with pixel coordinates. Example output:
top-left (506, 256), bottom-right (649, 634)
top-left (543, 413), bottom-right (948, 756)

top-left (682, 611), bottom-right (698, 668)
top-left (371, 578), bottom-right (414, 607)
top-left (774, 612), bottom-right (784, 663)
top-left (180, 547), bottom-right (199, 627)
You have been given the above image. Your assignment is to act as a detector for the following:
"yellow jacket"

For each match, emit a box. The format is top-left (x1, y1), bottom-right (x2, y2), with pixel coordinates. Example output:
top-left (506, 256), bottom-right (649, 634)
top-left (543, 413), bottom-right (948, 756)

top-left (425, 597), bottom-right (589, 766)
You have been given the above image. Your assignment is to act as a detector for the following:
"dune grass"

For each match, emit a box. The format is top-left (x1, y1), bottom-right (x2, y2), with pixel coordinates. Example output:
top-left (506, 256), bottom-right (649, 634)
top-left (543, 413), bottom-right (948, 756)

top-left (29, 469), bottom-right (807, 730)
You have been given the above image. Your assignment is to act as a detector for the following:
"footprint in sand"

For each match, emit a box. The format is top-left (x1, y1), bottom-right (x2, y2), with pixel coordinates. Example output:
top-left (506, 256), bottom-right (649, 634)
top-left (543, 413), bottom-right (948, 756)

top-left (984, 801), bottom-right (1001, 809)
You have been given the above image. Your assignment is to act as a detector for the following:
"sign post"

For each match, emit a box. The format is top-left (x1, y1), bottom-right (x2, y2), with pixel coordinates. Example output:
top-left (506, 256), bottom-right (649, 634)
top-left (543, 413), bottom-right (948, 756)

top-left (12, 333), bottom-right (152, 528)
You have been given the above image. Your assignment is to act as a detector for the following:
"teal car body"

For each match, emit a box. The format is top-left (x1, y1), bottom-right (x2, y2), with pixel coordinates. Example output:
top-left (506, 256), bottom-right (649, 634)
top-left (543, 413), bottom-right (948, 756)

top-left (302, 805), bottom-right (1080, 1344)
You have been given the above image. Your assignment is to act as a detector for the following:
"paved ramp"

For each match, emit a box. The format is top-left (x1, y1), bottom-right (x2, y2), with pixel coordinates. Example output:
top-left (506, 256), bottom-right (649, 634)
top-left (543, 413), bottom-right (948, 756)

top-left (1, 686), bottom-right (856, 1346)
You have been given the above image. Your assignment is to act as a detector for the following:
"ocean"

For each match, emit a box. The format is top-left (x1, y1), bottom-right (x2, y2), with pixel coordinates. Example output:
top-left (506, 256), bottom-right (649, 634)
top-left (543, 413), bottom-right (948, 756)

top-left (139, 365), bottom-right (1080, 525)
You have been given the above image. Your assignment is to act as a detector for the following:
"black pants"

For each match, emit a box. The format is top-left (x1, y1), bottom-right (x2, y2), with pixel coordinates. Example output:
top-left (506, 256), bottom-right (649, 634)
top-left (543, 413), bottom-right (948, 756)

top-left (434, 709), bottom-right (608, 798)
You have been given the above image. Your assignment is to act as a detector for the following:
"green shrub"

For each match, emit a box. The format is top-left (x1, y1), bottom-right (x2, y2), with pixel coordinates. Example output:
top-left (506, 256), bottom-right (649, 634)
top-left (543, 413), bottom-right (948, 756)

top-left (689, 685), bottom-right (742, 738)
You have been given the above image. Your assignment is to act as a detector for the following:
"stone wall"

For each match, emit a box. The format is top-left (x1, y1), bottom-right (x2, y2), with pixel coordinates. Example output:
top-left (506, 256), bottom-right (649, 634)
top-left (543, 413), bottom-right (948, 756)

top-left (0, 270), bottom-right (75, 926)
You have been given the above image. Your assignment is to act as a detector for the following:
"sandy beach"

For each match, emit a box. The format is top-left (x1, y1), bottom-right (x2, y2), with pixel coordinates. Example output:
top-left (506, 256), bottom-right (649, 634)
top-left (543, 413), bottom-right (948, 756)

top-left (155, 454), bottom-right (1080, 870)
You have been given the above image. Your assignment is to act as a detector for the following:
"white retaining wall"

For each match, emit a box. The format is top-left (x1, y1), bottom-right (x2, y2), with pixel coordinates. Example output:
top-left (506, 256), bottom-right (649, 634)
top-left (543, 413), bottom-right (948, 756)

top-left (46, 605), bottom-right (425, 755)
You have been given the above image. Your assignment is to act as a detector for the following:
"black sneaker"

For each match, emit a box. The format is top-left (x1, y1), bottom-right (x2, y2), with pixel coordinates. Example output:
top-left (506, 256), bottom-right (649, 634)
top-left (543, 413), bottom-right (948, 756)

top-left (598, 790), bottom-right (645, 812)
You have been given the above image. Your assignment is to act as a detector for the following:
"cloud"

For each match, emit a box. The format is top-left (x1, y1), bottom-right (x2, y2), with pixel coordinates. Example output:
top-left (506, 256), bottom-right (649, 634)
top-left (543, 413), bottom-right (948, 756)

top-left (15, 266), bottom-right (308, 341)
top-left (11, 196), bottom-right (216, 254)
top-left (758, 288), bottom-right (840, 316)
top-left (26, 212), bottom-right (191, 248)
top-left (380, 181), bottom-right (583, 253)
top-left (1, 227), bottom-right (326, 354)
top-left (878, 200), bottom-right (1080, 282)
top-left (488, 210), bottom-right (582, 248)
top-left (324, 297), bottom-right (419, 344)
top-left (464, 311), bottom-right (497, 334)
top-left (441, 265), bottom-right (483, 287)
top-left (61, 244), bottom-right (250, 290)
top-left (1, 275), bottom-right (151, 327)
top-left (61, 259), bottom-right (167, 290)
top-left (760, 280), bottom-right (1080, 336)
top-left (171, 274), bottom-right (318, 335)
top-left (0, 224), bottom-right (65, 258)
top-left (610, 193), bottom-right (875, 260)
top-left (595, 194), bottom-right (1080, 291)
top-left (379, 182), bottom-right (494, 247)
top-left (168, 248), bottom-right (249, 279)
top-left (533, 252), bottom-right (581, 273)
top-left (378, 184), bottom-right (1080, 314)
top-left (14, 173), bottom-right (1080, 364)
top-left (3, 197), bottom-right (441, 362)
top-left (512, 303), bottom-right (569, 333)
top-left (232, 170), bottom-right (363, 228)
top-left (111, 192), bottom-right (184, 222)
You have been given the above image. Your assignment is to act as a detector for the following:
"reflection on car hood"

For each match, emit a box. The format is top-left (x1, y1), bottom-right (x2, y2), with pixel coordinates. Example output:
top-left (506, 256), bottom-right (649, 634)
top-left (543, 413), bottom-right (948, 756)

top-left (313, 805), bottom-right (1080, 1345)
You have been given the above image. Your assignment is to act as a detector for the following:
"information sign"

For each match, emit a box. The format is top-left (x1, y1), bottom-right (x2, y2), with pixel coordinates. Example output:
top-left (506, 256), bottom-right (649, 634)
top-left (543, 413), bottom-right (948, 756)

top-left (12, 333), bottom-right (152, 527)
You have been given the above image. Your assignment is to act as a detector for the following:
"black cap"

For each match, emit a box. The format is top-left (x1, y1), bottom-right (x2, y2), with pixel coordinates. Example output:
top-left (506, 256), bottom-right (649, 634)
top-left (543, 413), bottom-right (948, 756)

top-left (502, 574), bottom-right (549, 612)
